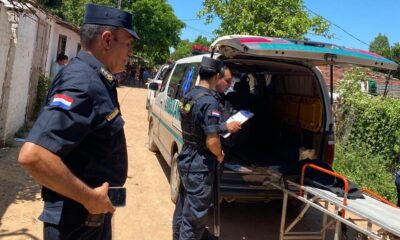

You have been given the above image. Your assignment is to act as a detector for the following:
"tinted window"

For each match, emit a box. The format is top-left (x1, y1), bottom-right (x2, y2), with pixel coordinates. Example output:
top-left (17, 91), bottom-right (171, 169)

top-left (177, 63), bottom-right (200, 100)
top-left (157, 66), bottom-right (169, 80)
top-left (167, 64), bottom-right (187, 98)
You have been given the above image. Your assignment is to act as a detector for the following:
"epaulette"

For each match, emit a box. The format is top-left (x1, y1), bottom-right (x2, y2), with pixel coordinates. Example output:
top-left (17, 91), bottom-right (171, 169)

top-left (99, 67), bottom-right (114, 82)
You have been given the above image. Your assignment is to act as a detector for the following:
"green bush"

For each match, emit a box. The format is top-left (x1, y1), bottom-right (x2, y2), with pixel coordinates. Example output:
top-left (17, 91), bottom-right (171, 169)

top-left (334, 67), bottom-right (400, 202)
top-left (334, 144), bottom-right (397, 202)
top-left (33, 74), bottom-right (51, 118)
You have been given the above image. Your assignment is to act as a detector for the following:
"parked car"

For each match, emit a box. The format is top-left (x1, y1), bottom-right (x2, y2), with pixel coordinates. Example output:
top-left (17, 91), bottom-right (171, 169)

top-left (146, 64), bottom-right (171, 110)
top-left (147, 35), bottom-right (398, 203)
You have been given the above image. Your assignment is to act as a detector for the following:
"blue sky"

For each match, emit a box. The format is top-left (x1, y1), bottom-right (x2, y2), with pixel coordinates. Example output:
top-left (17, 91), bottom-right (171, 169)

top-left (167, 0), bottom-right (400, 51)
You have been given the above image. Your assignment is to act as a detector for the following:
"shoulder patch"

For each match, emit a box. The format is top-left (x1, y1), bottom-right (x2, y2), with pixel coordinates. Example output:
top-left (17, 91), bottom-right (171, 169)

top-left (100, 67), bottom-right (114, 82)
top-left (211, 110), bottom-right (221, 117)
top-left (50, 94), bottom-right (74, 110)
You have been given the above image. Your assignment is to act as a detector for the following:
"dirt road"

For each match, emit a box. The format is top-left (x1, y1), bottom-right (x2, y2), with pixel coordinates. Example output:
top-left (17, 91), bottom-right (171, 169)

top-left (0, 86), bottom-right (357, 239)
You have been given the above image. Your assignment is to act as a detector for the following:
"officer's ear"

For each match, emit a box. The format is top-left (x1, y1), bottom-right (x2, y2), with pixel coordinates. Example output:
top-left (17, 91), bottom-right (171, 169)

top-left (101, 31), bottom-right (113, 51)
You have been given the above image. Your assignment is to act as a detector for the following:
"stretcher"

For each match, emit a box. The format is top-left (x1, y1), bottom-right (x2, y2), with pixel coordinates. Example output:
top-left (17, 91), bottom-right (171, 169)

top-left (264, 163), bottom-right (400, 240)
top-left (213, 163), bottom-right (400, 240)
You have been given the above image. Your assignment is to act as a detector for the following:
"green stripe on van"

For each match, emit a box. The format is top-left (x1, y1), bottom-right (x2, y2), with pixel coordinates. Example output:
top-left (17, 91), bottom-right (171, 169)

top-left (151, 112), bottom-right (183, 145)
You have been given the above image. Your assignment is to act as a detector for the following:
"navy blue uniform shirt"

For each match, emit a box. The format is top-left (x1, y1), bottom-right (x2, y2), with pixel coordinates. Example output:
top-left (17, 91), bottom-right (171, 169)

top-left (178, 86), bottom-right (222, 173)
top-left (27, 50), bottom-right (128, 203)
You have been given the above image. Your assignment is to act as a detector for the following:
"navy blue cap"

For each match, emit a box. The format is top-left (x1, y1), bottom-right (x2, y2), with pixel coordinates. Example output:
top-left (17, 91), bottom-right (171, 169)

top-left (84, 3), bottom-right (140, 40)
top-left (200, 57), bottom-right (223, 73)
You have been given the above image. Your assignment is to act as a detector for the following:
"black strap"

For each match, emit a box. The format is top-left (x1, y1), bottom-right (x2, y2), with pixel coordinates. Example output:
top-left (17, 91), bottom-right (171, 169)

top-left (191, 91), bottom-right (211, 102)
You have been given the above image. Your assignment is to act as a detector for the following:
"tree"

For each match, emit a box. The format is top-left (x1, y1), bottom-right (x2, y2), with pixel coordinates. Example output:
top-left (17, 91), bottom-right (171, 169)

top-left (369, 33), bottom-right (391, 59)
top-left (197, 0), bottom-right (332, 39)
top-left (170, 36), bottom-right (212, 60)
top-left (170, 39), bottom-right (193, 60)
top-left (369, 34), bottom-right (400, 78)
top-left (391, 43), bottom-right (400, 78)
top-left (34, 0), bottom-right (184, 66)
top-left (193, 35), bottom-right (211, 46)
top-left (129, 0), bottom-right (185, 65)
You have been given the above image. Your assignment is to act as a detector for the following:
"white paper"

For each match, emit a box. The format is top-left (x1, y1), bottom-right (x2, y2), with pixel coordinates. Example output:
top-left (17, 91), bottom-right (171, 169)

top-left (222, 110), bottom-right (254, 138)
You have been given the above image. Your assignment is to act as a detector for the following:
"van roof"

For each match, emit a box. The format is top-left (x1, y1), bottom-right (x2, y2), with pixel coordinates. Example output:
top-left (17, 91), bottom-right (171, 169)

top-left (174, 53), bottom-right (220, 64)
top-left (211, 35), bottom-right (398, 71)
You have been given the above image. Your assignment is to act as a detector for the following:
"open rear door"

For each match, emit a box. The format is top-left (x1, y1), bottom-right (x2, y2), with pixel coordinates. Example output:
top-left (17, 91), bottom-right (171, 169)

top-left (211, 35), bottom-right (398, 71)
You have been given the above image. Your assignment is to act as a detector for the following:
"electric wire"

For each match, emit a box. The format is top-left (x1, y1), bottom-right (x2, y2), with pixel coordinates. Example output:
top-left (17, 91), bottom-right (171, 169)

top-left (305, 6), bottom-right (369, 47)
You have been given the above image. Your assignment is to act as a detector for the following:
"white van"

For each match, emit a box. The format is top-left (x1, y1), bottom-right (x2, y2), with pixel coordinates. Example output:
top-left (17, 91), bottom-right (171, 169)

top-left (145, 63), bottom-right (170, 111)
top-left (147, 35), bottom-right (398, 203)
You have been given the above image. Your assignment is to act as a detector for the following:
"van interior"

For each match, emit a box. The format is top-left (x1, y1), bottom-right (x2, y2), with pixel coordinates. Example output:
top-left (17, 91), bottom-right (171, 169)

top-left (219, 58), bottom-right (328, 201)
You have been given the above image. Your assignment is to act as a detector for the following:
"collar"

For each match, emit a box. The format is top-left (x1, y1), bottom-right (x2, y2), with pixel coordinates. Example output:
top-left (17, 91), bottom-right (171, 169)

top-left (194, 86), bottom-right (219, 99)
top-left (195, 85), bottom-right (213, 92)
top-left (216, 92), bottom-right (225, 100)
top-left (77, 50), bottom-right (114, 82)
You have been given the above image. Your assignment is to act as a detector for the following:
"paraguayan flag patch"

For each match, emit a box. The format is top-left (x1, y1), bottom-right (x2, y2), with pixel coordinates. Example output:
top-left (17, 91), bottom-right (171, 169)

top-left (211, 110), bottom-right (220, 117)
top-left (50, 94), bottom-right (74, 110)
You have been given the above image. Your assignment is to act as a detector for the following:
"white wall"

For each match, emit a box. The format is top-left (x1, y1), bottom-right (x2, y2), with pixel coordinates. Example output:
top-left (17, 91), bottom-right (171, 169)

top-left (0, 2), bottom-right (80, 143)
top-left (0, 3), bottom-right (11, 104)
top-left (45, 22), bottom-right (80, 76)
top-left (4, 12), bottom-right (38, 139)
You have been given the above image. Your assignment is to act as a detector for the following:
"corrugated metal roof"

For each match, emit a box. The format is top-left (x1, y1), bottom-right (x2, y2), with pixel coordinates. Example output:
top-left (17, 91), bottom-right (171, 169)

top-left (1, 0), bottom-right (79, 33)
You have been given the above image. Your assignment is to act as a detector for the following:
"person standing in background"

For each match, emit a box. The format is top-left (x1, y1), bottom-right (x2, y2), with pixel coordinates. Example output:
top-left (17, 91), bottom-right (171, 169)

top-left (50, 53), bottom-right (68, 80)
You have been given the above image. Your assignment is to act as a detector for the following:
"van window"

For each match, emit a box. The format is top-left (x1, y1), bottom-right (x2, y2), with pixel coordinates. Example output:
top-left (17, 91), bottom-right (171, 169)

top-left (159, 66), bottom-right (173, 92)
top-left (168, 64), bottom-right (187, 98)
top-left (157, 66), bottom-right (169, 80)
top-left (177, 63), bottom-right (200, 100)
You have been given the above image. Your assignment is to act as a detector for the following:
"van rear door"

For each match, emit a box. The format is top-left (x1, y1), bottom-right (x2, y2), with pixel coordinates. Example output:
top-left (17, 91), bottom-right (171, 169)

top-left (211, 35), bottom-right (398, 71)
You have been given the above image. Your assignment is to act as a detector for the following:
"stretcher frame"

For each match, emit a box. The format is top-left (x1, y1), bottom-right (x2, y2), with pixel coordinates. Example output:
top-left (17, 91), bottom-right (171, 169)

top-left (212, 163), bottom-right (400, 240)
top-left (263, 163), bottom-right (400, 240)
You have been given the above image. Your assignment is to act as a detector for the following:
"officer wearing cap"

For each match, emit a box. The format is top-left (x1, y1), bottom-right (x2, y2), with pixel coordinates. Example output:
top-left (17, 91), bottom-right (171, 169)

top-left (395, 171), bottom-right (400, 206)
top-left (173, 57), bottom-right (240, 240)
top-left (18, 4), bottom-right (139, 239)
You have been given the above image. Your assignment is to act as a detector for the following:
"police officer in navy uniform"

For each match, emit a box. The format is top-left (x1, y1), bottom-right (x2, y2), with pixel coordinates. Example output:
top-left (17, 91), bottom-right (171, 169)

top-left (172, 57), bottom-right (240, 240)
top-left (18, 4), bottom-right (139, 240)
top-left (395, 171), bottom-right (400, 207)
top-left (215, 66), bottom-right (241, 145)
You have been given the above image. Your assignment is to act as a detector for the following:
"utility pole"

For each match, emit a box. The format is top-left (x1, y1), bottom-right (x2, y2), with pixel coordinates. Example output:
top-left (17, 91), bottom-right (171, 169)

top-left (118, 0), bottom-right (122, 9)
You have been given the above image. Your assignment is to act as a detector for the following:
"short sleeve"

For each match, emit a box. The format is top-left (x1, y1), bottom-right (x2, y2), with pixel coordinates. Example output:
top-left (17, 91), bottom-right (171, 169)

top-left (26, 80), bottom-right (96, 158)
top-left (201, 98), bottom-right (222, 135)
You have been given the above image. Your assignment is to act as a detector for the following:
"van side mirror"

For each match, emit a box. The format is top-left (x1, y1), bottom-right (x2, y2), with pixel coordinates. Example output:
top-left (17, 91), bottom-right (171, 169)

top-left (149, 82), bottom-right (159, 91)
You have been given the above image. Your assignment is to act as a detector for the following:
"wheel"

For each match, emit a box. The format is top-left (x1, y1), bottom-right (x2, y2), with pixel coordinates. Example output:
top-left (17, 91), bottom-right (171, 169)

top-left (170, 152), bottom-right (181, 204)
top-left (148, 121), bottom-right (158, 152)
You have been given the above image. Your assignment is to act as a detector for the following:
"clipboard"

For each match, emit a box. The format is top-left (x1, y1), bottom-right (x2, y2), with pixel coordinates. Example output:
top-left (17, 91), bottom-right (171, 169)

top-left (222, 110), bottom-right (254, 138)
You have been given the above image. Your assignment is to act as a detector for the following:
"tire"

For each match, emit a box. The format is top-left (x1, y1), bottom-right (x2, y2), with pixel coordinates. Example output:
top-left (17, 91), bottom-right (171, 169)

top-left (170, 152), bottom-right (181, 204)
top-left (148, 121), bottom-right (158, 152)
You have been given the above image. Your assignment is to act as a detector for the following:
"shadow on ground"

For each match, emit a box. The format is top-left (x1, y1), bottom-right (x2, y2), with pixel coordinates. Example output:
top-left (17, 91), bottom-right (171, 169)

top-left (0, 142), bottom-right (41, 238)
top-left (0, 228), bottom-right (40, 239)
top-left (155, 152), bottom-right (171, 183)
top-left (152, 149), bottom-right (361, 239)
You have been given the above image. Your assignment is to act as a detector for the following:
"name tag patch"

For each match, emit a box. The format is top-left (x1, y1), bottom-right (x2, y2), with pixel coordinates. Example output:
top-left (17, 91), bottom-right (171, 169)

top-left (106, 108), bottom-right (120, 121)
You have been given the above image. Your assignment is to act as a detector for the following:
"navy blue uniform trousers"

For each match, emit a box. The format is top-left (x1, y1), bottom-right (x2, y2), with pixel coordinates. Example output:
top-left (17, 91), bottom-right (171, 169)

top-left (173, 172), bottom-right (215, 240)
top-left (43, 213), bottom-right (112, 240)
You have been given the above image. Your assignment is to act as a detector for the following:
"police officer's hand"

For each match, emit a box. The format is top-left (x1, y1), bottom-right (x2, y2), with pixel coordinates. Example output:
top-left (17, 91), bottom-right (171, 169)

top-left (83, 182), bottom-right (115, 214)
top-left (226, 121), bottom-right (241, 133)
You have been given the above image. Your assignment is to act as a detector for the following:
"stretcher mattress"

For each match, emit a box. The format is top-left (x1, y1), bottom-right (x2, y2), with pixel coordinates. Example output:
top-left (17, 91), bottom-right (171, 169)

top-left (303, 185), bottom-right (400, 236)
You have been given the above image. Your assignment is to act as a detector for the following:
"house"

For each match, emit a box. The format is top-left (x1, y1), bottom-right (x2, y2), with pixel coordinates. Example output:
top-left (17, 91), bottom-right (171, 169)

top-left (318, 65), bottom-right (400, 97)
top-left (0, 0), bottom-right (80, 145)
